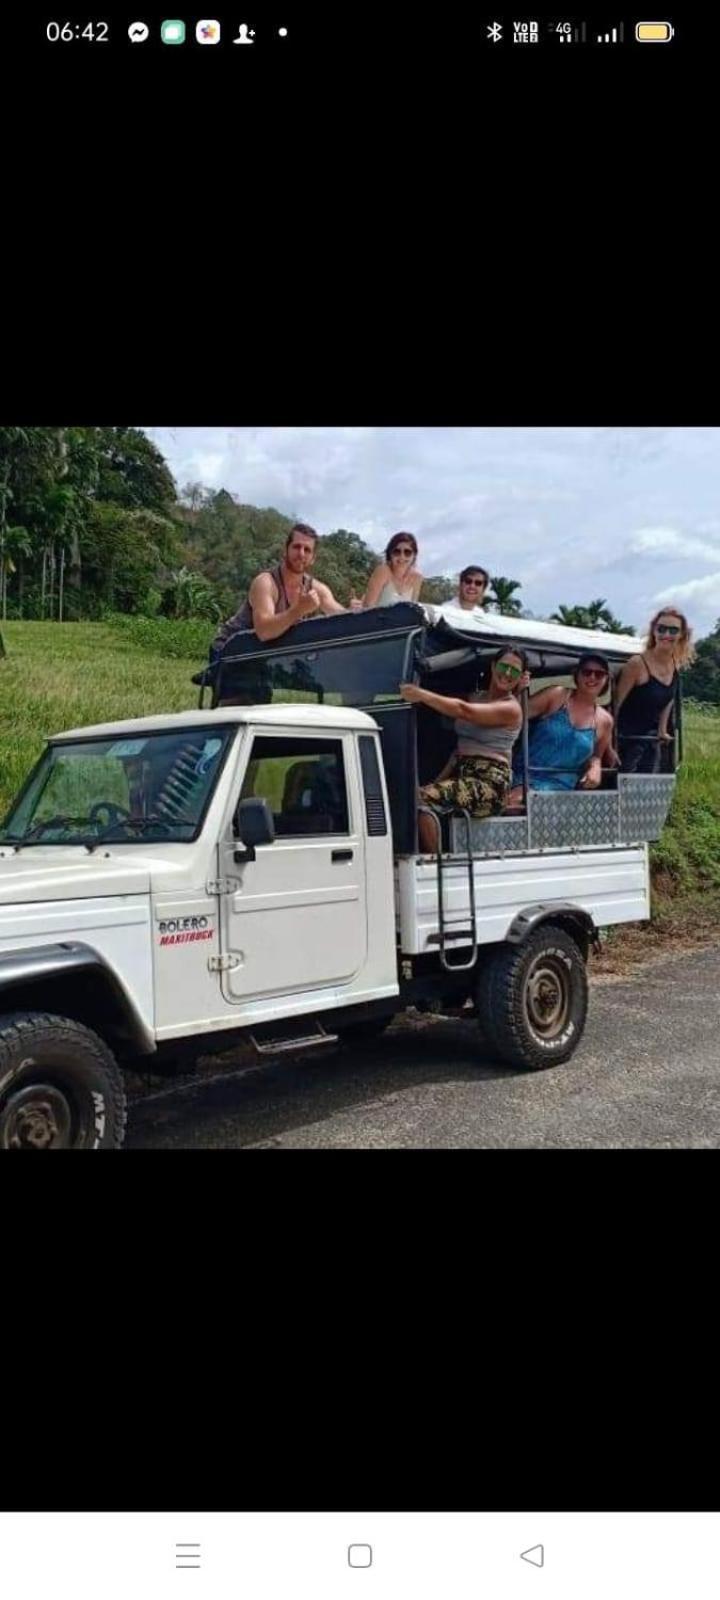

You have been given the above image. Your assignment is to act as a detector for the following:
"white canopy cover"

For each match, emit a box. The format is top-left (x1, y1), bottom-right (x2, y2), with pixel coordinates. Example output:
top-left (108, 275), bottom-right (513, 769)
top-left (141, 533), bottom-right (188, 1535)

top-left (425, 601), bottom-right (640, 659)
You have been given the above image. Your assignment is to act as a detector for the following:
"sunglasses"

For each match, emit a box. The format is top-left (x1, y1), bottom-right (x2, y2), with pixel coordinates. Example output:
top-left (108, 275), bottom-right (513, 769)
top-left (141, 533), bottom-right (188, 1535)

top-left (392, 546), bottom-right (415, 557)
top-left (462, 577), bottom-right (486, 587)
top-left (495, 662), bottom-right (522, 680)
top-left (656, 624), bottom-right (681, 636)
top-left (580, 667), bottom-right (607, 679)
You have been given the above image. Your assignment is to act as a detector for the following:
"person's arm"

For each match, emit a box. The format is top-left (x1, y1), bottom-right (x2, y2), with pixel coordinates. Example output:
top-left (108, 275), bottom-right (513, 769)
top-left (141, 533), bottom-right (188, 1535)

top-left (579, 709), bottom-right (613, 788)
top-left (312, 580), bottom-right (347, 616)
top-left (614, 656), bottom-right (643, 716)
top-left (361, 564), bottom-right (390, 609)
top-left (658, 700), bottom-right (674, 741)
top-left (399, 684), bottom-right (520, 727)
top-left (250, 571), bottom-right (320, 641)
top-left (411, 572), bottom-right (424, 602)
top-left (526, 685), bottom-right (564, 720)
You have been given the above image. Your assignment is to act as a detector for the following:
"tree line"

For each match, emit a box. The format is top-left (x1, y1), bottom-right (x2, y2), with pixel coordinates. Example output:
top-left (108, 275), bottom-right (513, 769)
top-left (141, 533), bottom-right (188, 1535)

top-left (0, 426), bottom-right (716, 699)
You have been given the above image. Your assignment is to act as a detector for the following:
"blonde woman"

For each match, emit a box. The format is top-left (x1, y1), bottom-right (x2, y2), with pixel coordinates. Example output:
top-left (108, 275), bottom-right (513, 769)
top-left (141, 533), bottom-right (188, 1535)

top-left (615, 607), bottom-right (694, 773)
top-left (359, 532), bottom-right (424, 609)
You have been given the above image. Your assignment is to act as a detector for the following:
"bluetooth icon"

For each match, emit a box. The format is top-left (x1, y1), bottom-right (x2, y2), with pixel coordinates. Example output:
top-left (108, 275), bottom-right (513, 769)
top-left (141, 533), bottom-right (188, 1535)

top-left (487, 21), bottom-right (503, 41)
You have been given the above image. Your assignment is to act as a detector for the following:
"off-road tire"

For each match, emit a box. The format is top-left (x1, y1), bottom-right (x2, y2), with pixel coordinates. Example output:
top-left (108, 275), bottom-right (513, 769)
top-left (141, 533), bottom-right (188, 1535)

top-left (474, 926), bottom-right (588, 1071)
top-left (0, 1013), bottom-right (127, 1149)
top-left (337, 1014), bottom-right (396, 1047)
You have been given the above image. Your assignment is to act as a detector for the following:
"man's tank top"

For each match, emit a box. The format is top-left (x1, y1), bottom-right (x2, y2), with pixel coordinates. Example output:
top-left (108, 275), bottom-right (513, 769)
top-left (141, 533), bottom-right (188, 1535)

top-left (213, 564), bottom-right (312, 647)
top-left (617, 656), bottom-right (677, 738)
top-left (454, 691), bottom-right (519, 759)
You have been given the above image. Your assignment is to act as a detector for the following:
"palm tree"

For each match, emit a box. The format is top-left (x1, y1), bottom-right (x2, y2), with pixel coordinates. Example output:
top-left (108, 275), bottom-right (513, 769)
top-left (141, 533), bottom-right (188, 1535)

top-left (551, 604), bottom-right (591, 628)
top-left (585, 597), bottom-right (612, 628)
top-left (487, 575), bottom-right (523, 616)
top-left (164, 566), bottom-right (221, 621)
top-left (551, 599), bottom-right (635, 634)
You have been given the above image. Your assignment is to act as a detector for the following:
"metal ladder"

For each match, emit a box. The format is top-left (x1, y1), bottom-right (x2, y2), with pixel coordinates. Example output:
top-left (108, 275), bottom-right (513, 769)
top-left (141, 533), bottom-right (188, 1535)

top-left (420, 804), bottom-right (479, 972)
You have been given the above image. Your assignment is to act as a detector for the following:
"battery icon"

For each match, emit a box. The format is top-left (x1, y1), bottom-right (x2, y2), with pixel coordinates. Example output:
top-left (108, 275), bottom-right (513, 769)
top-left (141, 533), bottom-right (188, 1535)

top-left (635, 21), bottom-right (674, 40)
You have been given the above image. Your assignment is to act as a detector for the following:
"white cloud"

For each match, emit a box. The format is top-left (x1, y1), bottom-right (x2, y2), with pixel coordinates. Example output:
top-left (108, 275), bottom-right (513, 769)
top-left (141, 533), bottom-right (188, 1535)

top-left (628, 525), bottom-right (720, 562)
top-left (187, 452), bottom-right (225, 485)
top-left (652, 571), bottom-right (720, 624)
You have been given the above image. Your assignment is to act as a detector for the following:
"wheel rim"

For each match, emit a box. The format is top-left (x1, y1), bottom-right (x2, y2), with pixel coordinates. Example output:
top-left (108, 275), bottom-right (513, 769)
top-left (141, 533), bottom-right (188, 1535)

top-left (523, 955), bottom-right (571, 1040)
top-left (1, 1083), bottom-right (74, 1149)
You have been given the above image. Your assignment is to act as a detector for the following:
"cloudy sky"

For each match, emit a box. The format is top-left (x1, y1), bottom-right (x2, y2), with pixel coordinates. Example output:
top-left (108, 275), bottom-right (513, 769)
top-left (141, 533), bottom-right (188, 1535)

top-left (144, 427), bottom-right (720, 636)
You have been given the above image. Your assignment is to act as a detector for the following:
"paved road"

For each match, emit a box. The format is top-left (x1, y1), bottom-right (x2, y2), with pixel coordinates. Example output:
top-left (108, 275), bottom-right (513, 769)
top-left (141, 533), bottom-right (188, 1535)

top-left (126, 946), bottom-right (720, 1149)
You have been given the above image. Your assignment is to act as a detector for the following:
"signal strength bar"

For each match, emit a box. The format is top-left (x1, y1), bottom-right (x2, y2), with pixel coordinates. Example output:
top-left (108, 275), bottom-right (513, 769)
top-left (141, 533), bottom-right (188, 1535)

top-left (596, 22), bottom-right (625, 41)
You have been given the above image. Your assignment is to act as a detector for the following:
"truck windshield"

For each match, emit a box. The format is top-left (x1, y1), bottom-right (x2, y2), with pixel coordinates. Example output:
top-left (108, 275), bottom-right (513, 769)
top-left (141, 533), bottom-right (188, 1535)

top-left (0, 726), bottom-right (235, 846)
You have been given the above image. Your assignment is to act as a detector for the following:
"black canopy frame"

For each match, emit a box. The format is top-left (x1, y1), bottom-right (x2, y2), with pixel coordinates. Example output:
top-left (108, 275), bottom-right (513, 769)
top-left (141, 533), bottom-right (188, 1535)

top-left (194, 604), bottom-right (680, 852)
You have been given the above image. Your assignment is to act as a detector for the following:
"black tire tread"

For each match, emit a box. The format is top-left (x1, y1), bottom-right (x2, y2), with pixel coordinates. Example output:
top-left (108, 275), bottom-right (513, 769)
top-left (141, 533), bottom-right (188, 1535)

top-left (0, 1011), bottom-right (127, 1148)
top-left (475, 927), bottom-right (588, 1071)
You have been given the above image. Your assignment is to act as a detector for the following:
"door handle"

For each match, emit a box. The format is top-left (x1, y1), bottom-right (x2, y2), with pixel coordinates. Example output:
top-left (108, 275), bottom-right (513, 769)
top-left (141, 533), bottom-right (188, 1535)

top-left (331, 849), bottom-right (354, 862)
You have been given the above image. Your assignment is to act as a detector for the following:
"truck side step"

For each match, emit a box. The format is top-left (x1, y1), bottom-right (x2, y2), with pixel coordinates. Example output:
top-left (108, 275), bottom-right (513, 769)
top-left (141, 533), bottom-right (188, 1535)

top-left (249, 1022), bottom-right (338, 1057)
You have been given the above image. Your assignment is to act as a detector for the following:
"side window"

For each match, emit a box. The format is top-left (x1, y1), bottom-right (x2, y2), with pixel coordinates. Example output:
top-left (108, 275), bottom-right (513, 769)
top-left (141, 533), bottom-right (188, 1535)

top-left (240, 736), bottom-right (350, 837)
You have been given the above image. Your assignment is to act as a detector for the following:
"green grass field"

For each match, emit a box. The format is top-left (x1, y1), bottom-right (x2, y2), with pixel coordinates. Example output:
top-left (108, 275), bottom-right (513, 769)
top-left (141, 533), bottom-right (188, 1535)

top-left (1, 622), bottom-right (719, 928)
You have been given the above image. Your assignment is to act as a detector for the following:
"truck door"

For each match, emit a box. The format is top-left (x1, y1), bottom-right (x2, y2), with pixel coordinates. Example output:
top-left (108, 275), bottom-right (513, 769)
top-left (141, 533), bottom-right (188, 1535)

top-left (217, 732), bottom-right (368, 1004)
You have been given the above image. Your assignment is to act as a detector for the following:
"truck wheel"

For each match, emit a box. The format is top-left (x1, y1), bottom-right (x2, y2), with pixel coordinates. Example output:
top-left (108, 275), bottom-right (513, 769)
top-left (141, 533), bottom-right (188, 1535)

top-left (0, 1014), bottom-right (127, 1149)
top-left (337, 1014), bottom-right (395, 1046)
top-left (475, 926), bottom-right (588, 1071)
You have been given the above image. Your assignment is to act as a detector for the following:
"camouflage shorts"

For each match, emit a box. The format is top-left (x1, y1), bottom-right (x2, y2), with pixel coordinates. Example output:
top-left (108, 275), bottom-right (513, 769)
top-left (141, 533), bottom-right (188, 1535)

top-left (420, 755), bottom-right (510, 818)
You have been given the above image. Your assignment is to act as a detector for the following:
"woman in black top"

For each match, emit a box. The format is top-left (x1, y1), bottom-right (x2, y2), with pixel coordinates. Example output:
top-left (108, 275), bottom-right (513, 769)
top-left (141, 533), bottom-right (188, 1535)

top-left (615, 607), bottom-right (694, 773)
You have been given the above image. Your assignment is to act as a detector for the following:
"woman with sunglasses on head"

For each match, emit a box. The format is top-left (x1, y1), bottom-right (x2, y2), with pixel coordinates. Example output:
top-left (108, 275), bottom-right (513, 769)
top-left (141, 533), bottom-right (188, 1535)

top-left (359, 532), bottom-right (424, 609)
top-left (614, 608), bottom-right (694, 774)
top-left (399, 646), bottom-right (530, 852)
top-left (509, 652), bottom-right (614, 803)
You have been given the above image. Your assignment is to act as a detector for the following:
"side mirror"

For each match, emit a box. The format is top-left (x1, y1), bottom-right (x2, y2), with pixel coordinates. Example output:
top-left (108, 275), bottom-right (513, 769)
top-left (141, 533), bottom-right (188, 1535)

top-left (233, 797), bottom-right (275, 863)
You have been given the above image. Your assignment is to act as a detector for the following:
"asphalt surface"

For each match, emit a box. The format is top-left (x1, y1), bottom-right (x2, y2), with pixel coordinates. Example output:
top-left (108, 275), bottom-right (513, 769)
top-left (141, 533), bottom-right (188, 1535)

top-left (125, 945), bottom-right (720, 1149)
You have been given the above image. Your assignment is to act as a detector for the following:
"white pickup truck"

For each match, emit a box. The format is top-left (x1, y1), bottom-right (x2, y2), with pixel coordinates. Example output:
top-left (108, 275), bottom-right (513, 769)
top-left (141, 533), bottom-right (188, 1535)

top-left (0, 606), bottom-right (678, 1148)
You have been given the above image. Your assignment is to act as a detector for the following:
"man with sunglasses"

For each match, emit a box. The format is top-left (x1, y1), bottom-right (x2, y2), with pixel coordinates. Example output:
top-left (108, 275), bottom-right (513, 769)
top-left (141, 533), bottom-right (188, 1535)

top-left (427, 564), bottom-right (490, 627)
top-left (509, 651), bottom-right (614, 801)
top-left (456, 565), bottom-right (490, 611)
top-left (211, 523), bottom-right (349, 652)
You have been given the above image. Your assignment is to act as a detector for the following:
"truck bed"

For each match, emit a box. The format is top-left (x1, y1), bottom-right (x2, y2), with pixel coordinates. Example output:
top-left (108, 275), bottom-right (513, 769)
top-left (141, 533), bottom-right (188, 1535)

top-left (395, 846), bottom-right (650, 955)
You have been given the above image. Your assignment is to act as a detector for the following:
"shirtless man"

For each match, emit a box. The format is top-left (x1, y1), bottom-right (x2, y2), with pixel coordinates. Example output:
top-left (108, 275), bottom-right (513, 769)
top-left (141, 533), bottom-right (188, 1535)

top-left (212, 523), bottom-right (349, 650)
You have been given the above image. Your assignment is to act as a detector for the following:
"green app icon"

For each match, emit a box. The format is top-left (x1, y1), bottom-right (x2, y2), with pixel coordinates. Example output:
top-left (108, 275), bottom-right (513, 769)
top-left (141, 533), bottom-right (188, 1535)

top-left (161, 19), bottom-right (186, 43)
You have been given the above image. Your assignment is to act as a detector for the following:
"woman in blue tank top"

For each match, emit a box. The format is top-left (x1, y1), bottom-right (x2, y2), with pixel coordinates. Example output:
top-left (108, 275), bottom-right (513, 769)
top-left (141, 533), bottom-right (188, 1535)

top-left (510, 651), bottom-right (615, 800)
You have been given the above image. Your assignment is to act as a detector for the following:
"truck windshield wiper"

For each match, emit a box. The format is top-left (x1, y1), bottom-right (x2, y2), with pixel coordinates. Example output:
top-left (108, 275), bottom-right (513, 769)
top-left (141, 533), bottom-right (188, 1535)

top-left (95, 815), bottom-right (174, 841)
top-left (10, 815), bottom-right (95, 845)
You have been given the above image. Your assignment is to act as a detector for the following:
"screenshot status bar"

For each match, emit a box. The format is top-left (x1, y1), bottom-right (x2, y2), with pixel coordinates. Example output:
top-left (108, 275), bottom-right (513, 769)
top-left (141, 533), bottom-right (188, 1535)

top-left (29, 16), bottom-right (680, 51)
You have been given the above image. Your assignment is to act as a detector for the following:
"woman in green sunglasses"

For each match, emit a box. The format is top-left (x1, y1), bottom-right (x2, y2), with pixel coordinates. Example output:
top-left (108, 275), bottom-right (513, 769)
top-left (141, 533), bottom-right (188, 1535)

top-left (616, 606), bottom-right (694, 773)
top-left (400, 645), bottom-right (529, 852)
